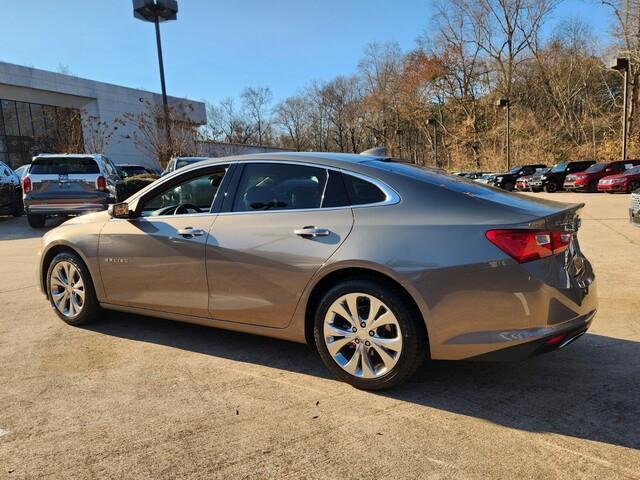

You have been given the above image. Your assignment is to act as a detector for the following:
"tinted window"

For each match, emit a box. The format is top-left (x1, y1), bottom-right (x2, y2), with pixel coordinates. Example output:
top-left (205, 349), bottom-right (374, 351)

top-left (551, 162), bottom-right (568, 173)
top-left (120, 166), bottom-right (148, 178)
top-left (141, 167), bottom-right (227, 216)
top-left (343, 174), bottom-right (386, 205)
top-left (30, 157), bottom-right (100, 174)
top-left (322, 170), bottom-right (349, 208)
top-left (233, 163), bottom-right (327, 212)
top-left (584, 163), bottom-right (607, 173)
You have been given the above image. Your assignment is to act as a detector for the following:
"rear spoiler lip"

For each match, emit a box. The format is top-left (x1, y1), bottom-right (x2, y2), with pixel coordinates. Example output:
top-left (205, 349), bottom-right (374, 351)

top-left (510, 202), bottom-right (585, 232)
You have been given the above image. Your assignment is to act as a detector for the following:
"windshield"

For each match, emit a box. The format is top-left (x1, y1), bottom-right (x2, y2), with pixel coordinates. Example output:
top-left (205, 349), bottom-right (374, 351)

top-left (550, 162), bottom-right (568, 173)
top-left (120, 166), bottom-right (148, 178)
top-left (30, 157), bottom-right (99, 175)
top-left (584, 163), bottom-right (607, 173)
top-left (624, 166), bottom-right (640, 175)
top-left (508, 166), bottom-right (522, 174)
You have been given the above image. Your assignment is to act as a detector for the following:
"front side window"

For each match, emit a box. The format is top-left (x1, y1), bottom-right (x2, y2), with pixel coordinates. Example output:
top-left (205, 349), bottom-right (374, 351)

top-left (140, 167), bottom-right (227, 217)
top-left (233, 163), bottom-right (327, 212)
top-left (551, 162), bottom-right (568, 173)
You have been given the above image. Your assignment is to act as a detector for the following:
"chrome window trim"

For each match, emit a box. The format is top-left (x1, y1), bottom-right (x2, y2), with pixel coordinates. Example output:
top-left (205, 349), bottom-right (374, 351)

top-left (125, 158), bottom-right (401, 218)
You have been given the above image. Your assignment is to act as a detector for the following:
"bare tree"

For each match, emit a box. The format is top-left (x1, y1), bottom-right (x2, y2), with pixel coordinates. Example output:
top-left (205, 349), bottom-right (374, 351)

top-left (82, 114), bottom-right (121, 154)
top-left (241, 86), bottom-right (273, 145)
top-left (275, 96), bottom-right (310, 151)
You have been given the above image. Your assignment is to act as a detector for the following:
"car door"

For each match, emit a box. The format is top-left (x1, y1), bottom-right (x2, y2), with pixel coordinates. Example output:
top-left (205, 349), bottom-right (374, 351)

top-left (99, 163), bottom-right (231, 317)
top-left (206, 162), bottom-right (354, 328)
top-left (0, 165), bottom-right (13, 211)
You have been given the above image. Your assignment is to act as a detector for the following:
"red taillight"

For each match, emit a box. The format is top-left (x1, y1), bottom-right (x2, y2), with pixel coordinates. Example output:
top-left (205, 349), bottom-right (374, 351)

top-left (485, 229), bottom-right (573, 263)
top-left (95, 175), bottom-right (107, 191)
top-left (22, 176), bottom-right (32, 194)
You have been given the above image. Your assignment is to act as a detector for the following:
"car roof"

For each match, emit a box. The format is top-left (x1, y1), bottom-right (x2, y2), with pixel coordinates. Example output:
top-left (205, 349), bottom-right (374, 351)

top-left (33, 153), bottom-right (103, 160)
top-left (183, 151), bottom-right (385, 169)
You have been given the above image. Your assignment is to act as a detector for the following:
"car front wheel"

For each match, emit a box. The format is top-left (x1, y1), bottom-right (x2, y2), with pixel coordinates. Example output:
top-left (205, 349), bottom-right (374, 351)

top-left (545, 181), bottom-right (558, 193)
top-left (314, 278), bottom-right (427, 390)
top-left (628, 181), bottom-right (640, 193)
top-left (47, 252), bottom-right (101, 326)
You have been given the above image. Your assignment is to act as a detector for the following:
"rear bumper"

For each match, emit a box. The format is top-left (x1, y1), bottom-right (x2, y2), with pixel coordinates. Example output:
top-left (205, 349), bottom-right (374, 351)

top-left (24, 197), bottom-right (109, 215)
top-left (467, 310), bottom-right (595, 361)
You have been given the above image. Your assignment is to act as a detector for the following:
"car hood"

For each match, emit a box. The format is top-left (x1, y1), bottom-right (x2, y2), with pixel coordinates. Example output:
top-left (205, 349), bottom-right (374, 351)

top-left (599, 174), bottom-right (628, 181)
top-left (60, 210), bottom-right (110, 226)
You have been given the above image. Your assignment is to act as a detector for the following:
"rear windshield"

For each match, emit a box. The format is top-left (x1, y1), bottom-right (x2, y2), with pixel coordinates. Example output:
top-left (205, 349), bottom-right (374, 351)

top-left (584, 163), bottom-right (607, 173)
top-left (30, 157), bottom-right (100, 175)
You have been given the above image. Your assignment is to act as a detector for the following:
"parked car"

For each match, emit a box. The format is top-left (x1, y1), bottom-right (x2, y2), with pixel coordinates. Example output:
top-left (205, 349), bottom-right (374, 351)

top-left (598, 165), bottom-right (640, 193)
top-left (0, 161), bottom-right (23, 216)
top-left (491, 164), bottom-right (547, 191)
top-left (116, 164), bottom-right (158, 179)
top-left (474, 173), bottom-right (496, 185)
top-left (630, 190), bottom-right (640, 226)
top-left (564, 160), bottom-right (640, 192)
top-left (539, 160), bottom-right (595, 193)
top-left (37, 152), bottom-right (597, 390)
top-left (162, 156), bottom-right (209, 176)
top-left (13, 164), bottom-right (30, 179)
top-left (515, 174), bottom-right (534, 191)
top-left (22, 154), bottom-right (122, 228)
top-left (526, 167), bottom-right (551, 192)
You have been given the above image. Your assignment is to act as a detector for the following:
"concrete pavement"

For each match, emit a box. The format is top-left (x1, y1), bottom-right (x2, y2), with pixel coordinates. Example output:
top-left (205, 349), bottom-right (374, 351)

top-left (0, 192), bottom-right (638, 479)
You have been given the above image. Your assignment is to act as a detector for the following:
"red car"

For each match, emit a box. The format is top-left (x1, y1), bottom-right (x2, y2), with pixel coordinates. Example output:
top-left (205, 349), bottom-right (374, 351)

top-left (598, 165), bottom-right (640, 193)
top-left (564, 160), bottom-right (640, 192)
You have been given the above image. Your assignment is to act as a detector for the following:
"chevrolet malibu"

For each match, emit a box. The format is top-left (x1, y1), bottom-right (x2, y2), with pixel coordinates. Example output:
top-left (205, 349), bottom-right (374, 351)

top-left (38, 152), bottom-right (597, 389)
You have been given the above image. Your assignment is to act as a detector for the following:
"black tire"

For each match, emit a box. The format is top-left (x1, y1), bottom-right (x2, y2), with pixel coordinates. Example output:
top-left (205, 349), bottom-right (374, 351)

top-left (544, 181), bottom-right (558, 193)
top-left (27, 214), bottom-right (45, 228)
top-left (46, 252), bottom-right (102, 326)
top-left (313, 277), bottom-right (428, 390)
top-left (628, 181), bottom-right (640, 193)
top-left (504, 181), bottom-right (515, 191)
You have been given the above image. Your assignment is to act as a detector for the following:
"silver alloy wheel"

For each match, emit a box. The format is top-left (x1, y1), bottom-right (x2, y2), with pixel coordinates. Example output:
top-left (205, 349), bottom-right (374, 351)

top-left (323, 293), bottom-right (403, 379)
top-left (49, 261), bottom-right (85, 318)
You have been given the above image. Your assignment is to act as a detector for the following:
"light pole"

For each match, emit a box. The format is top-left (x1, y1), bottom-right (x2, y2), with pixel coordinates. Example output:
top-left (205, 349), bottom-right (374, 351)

top-left (496, 98), bottom-right (511, 170)
top-left (427, 117), bottom-right (438, 167)
top-left (610, 57), bottom-right (630, 161)
top-left (133, 0), bottom-right (178, 160)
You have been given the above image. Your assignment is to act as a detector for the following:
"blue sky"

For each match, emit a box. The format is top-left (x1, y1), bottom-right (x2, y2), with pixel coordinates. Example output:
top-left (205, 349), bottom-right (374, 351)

top-left (0, 0), bottom-right (613, 105)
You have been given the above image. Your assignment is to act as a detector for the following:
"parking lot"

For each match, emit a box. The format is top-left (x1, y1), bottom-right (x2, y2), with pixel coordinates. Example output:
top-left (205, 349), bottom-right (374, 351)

top-left (0, 191), bottom-right (638, 479)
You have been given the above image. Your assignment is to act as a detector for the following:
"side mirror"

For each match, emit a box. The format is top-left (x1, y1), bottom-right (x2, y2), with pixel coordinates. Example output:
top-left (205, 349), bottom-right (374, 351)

top-left (108, 202), bottom-right (132, 219)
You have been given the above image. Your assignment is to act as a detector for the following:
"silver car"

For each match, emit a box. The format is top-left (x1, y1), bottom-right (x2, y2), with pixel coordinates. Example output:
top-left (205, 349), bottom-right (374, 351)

top-left (37, 152), bottom-right (597, 389)
top-left (23, 154), bottom-right (122, 228)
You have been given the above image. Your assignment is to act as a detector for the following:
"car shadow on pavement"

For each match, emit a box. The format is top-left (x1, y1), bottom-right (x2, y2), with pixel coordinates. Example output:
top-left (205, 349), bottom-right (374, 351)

top-left (88, 311), bottom-right (639, 451)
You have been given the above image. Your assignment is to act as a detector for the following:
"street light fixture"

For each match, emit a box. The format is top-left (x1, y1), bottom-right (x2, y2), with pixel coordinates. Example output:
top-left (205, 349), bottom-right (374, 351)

top-left (133, 0), bottom-right (178, 160)
top-left (610, 56), bottom-right (630, 161)
top-left (426, 117), bottom-right (438, 167)
top-left (496, 98), bottom-right (511, 171)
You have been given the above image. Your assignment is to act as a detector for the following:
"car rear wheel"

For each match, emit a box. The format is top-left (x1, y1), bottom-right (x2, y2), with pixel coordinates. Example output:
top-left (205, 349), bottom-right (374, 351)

top-left (314, 278), bottom-right (427, 390)
top-left (628, 181), bottom-right (640, 193)
top-left (27, 214), bottom-right (45, 228)
top-left (545, 181), bottom-right (558, 193)
top-left (47, 252), bottom-right (101, 326)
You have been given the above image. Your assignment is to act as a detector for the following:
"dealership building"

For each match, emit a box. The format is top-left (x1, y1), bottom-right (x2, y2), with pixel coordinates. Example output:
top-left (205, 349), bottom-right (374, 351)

top-left (0, 61), bottom-right (206, 169)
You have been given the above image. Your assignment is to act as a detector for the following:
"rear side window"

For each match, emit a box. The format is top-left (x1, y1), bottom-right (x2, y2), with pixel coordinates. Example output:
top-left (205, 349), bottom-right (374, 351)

top-left (233, 163), bottom-right (327, 212)
top-left (342, 174), bottom-right (386, 205)
top-left (30, 157), bottom-right (100, 175)
top-left (321, 170), bottom-right (350, 208)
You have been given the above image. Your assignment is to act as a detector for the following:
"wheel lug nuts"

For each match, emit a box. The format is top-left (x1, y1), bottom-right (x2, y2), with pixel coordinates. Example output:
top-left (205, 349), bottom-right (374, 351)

top-left (365, 341), bottom-right (371, 346)
top-left (360, 322), bottom-right (366, 328)
top-left (354, 339), bottom-right (360, 344)
top-left (351, 327), bottom-right (357, 333)
top-left (369, 330), bottom-right (374, 336)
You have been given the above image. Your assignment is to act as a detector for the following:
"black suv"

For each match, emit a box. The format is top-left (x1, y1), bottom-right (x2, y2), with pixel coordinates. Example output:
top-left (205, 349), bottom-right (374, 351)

top-left (492, 164), bottom-right (547, 191)
top-left (540, 160), bottom-right (595, 193)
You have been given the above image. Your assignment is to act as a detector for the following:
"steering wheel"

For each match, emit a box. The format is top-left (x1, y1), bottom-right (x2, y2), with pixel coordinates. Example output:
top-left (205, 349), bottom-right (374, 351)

top-left (173, 203), bottom-right (202, 215)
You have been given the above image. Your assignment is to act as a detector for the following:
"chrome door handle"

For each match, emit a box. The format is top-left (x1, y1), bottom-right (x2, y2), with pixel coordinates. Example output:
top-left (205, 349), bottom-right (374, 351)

top-left (177, 227), bottom-right (206, 237)
top-left (294, 226), bottom-right (330, 238)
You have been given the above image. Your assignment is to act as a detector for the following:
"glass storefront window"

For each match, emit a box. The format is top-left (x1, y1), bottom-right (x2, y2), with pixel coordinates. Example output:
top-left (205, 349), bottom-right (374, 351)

top-left (1, 100), bottom-right (19, 136)
top-left (16, 102), bottom-right (33, 137)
